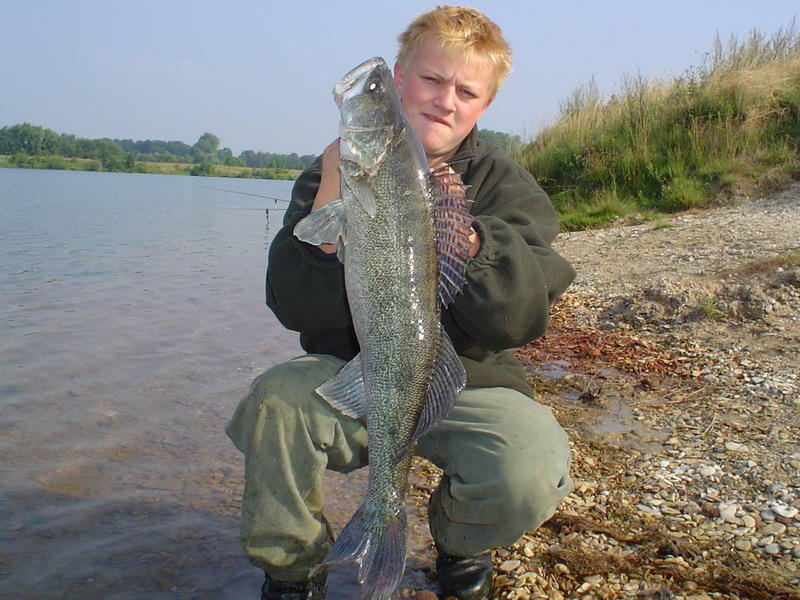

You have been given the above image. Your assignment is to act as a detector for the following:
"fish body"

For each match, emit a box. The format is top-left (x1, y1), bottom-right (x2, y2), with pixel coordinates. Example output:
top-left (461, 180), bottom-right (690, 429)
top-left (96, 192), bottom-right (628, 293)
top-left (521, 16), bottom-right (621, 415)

top-left (294, 57), bottom-right (472, 600)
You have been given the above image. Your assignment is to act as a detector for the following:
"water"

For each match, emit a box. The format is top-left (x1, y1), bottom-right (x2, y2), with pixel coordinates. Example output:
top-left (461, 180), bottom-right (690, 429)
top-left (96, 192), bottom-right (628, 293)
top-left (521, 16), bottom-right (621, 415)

top-left (0, 168), bottom-right (433, 599)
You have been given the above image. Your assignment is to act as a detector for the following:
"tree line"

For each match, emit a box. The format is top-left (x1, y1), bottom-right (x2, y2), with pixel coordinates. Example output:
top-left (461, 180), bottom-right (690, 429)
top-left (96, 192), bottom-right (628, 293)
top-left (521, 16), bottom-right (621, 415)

top-left (0, 124), bottom-right (318, 171)
top-left (1, 123), bottom-right (524, 175)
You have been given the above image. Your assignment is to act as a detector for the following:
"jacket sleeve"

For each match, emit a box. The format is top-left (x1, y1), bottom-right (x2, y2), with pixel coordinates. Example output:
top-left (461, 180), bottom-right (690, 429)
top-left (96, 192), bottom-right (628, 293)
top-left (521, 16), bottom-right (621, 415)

top-left (443, 147), bottom-right (576, 353)
top-left (265, 158), bottom-right (352, 333)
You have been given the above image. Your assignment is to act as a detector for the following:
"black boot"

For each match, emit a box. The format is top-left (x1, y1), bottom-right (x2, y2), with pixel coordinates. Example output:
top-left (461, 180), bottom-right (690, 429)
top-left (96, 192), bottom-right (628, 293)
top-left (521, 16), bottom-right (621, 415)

top-left (436, 551), bottom-right (494, 600)
top-left (261, 568), bottom-right (327, 600)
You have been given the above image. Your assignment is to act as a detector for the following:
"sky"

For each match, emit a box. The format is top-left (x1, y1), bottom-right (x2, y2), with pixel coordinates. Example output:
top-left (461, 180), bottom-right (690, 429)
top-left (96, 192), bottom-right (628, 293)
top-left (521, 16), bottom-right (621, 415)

top-left (1, 1), bottom-right (797, 156)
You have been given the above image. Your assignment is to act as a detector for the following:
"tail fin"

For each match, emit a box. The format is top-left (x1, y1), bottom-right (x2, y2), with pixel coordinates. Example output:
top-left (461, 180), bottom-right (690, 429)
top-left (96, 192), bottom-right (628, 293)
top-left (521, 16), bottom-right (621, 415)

top-left (325, 503), bottom-right (407, 600)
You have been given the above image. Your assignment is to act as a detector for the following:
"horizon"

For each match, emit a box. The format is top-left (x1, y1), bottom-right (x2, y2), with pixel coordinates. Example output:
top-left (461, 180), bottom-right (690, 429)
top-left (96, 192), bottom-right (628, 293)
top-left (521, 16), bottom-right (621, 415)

top-left (1, 1), bottom-right (797, 156)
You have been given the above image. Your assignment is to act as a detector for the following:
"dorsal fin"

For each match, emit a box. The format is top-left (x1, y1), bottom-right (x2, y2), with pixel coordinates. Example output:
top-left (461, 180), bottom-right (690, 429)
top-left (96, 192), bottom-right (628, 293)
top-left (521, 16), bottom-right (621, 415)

top-left (428, 165), bottom-right (473, 306)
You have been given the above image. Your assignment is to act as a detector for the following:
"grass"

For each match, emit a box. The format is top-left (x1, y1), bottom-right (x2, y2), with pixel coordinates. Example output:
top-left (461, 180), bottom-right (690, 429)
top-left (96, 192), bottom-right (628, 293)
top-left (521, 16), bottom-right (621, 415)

top-left (520, 20), bottom-right (800, 230)
top-left (724, 249), bottom-right (800, 277)
top-left (0, 154), bottom-right (300, 180)
top-left (650, 218), bottom-right (676, 230)
top-left (697, 296), bottom-right (725, 320)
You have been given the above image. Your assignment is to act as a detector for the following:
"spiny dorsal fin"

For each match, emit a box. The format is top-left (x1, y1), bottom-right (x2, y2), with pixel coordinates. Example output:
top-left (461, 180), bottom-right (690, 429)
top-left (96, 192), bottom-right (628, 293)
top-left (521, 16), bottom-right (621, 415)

top-left (428, 165), bottom-right (472, 306)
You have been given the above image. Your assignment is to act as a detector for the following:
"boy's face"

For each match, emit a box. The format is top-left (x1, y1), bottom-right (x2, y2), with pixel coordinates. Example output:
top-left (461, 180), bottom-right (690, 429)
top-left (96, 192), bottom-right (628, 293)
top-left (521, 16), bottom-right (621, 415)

top-left (394, 37), bottom-right (494, 165)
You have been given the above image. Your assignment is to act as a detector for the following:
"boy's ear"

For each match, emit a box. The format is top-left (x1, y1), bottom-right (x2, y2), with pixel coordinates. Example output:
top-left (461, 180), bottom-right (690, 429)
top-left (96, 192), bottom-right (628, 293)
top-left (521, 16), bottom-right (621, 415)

top-left (393, 63), bottom-right (404, 89)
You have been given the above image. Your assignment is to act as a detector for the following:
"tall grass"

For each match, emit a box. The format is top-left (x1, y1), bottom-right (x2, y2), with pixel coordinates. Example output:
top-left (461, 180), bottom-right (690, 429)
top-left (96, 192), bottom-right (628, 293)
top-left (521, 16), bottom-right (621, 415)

top-left (521, 21), bottom-right (800, 230)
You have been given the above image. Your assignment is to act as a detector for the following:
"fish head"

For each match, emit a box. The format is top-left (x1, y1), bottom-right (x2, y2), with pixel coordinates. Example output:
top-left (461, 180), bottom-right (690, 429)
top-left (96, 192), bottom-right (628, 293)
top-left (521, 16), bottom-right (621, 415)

top-left (334, 57), bottom-right (409, 174)
top-left (334, 57), bottom-right (400, 131)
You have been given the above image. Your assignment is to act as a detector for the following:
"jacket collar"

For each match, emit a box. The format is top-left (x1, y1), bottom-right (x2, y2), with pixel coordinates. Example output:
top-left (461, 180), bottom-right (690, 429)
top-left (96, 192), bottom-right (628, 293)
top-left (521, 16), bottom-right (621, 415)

top-left (445, 127), bottom-right (478, 176)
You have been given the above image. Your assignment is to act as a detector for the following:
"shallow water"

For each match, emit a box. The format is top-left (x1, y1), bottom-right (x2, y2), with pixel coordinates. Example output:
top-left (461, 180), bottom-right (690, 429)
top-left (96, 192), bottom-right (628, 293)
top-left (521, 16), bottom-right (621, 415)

top-left (0, 168), bottom-right (433, 599)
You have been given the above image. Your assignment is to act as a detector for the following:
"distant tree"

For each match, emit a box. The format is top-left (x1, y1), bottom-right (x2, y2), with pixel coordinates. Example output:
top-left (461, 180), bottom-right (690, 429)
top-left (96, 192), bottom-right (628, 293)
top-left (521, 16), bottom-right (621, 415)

top-left (477, 128), bottom-right (523, 156)
top-left (193, 132), bottom-right (220, 163)
top-left (299, 154), bottom-right (317, 169)
top-left (237, 149), bottom-right (318, 170)
top-left (0, 123), bottom-right (59, 155)
top-left (217, 146), bottom-right (234, 163)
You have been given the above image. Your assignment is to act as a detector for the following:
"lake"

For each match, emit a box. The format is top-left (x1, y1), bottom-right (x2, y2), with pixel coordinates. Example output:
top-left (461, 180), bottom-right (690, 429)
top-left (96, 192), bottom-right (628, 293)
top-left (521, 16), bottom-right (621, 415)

top-left (0, 168), bottom-right (414, 599)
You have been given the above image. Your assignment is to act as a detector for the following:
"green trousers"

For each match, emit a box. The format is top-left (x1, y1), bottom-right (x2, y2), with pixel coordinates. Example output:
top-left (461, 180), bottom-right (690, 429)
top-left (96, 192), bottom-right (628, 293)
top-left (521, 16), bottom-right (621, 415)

top-left (226, 354), bottom-right (572, 581)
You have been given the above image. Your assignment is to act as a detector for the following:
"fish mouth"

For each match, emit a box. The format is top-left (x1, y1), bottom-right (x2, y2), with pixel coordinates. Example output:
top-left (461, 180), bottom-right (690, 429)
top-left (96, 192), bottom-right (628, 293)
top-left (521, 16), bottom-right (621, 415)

top-left (333, 57), bottom-right (386, 105)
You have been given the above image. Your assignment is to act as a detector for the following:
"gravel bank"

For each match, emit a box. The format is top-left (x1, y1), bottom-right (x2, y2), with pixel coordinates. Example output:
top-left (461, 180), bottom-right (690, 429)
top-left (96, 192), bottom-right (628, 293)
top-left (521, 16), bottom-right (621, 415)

top-left (411, 184), bottom-right (800, 599)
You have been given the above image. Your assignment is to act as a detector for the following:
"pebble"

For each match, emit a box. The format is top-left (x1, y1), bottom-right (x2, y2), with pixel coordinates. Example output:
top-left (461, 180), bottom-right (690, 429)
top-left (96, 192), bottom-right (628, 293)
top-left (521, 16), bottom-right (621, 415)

top-left (760, 522), bottom-right (787, 536)
top-left (684, 501), bottom-right (702, 515)
top-left (719, 504), bottom-right (740, 523)
top-left (759, 535), bottom-right (775, 546)
top-left (499, 559), bottom-right (521, 572)
top-left (772, 505), bottom-right (799, 519)
top-left (763, 543), bottom-right (781, 555)
top-left (637, 504), bottom-right (661, 516)
top-left (725, 441), bottom-right (748, 453)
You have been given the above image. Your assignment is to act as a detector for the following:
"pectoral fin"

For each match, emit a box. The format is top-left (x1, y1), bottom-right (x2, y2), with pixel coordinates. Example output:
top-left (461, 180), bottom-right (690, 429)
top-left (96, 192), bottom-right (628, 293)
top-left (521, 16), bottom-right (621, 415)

top-left (293, 197), bottom-right (345, 246)
top-left (316, 354), bottom-right (367, 420)
top-left (342, 164), bottom-right (377, 218)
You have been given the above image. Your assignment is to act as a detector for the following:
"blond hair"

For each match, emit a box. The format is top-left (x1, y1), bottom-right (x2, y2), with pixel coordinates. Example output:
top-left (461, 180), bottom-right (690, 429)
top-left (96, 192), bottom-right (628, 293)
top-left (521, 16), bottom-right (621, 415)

top-left (396, 6), bottom-right (512, 98)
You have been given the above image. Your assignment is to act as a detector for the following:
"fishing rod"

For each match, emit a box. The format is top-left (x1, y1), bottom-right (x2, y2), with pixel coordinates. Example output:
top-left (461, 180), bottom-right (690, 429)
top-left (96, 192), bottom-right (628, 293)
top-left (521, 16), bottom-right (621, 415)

top-left (198, 185), bottom-right (290, 204)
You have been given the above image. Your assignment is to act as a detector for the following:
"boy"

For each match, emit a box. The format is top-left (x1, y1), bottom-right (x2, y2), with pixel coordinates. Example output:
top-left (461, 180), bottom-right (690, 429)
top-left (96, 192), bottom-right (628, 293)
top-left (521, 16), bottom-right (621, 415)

top-left (227, 7), bottom-right (575, 599)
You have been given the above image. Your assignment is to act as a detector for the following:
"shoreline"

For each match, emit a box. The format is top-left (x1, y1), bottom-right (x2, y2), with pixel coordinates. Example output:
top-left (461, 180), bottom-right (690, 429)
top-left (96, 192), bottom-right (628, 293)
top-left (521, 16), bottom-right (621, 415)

top-left (0, 155), bottom-right (300, 181)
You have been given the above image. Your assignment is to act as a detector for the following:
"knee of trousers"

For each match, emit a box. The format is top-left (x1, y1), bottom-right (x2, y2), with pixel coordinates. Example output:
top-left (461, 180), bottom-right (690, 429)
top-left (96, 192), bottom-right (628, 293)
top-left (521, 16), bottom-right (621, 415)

top-left (431, 404), bottom-right (572, 547)
top-left (225, 356), bottom-right (344, 455)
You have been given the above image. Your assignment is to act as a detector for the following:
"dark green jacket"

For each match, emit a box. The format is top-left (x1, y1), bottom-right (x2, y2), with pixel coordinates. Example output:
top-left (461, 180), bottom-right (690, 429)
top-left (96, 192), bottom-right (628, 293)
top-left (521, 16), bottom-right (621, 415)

top-left (266, 129), bottom-right (575, 397)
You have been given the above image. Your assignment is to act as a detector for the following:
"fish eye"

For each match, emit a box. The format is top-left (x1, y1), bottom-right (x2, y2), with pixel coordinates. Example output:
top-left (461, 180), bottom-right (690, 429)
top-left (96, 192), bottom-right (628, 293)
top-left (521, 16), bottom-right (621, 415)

top-left (367, 80), bottom-right (381, 93)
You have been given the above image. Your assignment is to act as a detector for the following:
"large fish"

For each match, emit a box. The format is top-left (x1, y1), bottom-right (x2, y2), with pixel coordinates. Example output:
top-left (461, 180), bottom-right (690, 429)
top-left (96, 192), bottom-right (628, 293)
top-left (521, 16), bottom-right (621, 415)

top-left (293, 57), bottom-right (474, 600)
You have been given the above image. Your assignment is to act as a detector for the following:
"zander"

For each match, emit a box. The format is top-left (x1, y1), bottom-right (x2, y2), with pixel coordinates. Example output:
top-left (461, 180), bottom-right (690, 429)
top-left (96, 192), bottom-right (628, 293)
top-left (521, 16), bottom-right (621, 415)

top-left (294, 57), bottom-right (473, 600)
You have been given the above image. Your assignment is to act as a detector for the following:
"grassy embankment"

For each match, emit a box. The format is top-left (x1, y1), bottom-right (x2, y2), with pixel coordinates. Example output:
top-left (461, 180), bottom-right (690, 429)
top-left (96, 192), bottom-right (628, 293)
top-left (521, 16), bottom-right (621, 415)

top-left (520, 23), bottom-right (800, 230)
top-left (0, 154), bottom-right (300, 180)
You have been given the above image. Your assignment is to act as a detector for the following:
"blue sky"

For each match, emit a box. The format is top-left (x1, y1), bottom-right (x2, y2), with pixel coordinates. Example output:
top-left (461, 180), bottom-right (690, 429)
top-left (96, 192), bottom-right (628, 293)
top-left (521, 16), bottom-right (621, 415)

top-left (1, 1), bottom-right (797, 155)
